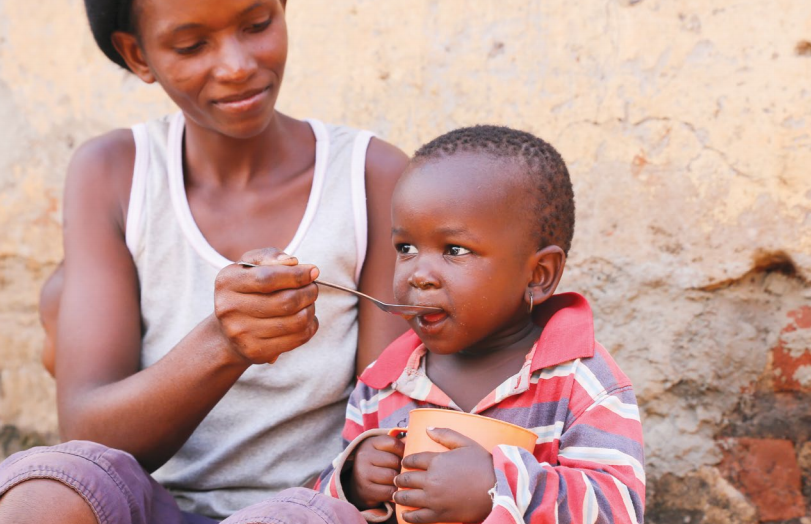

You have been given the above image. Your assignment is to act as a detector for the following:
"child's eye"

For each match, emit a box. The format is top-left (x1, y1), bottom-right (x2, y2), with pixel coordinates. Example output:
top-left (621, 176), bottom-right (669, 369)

top-left (247, 19), bottom-right (272, 33)
top-left (446, 245), bottom-right (471, 256)
top-left (396, 244), bottom-right (418, 255)
top-left (175, 41), bottom-right (205, 55)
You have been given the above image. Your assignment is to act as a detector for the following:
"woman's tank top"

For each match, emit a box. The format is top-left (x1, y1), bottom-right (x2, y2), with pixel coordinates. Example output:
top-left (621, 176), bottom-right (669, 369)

top-left (126, 113), bottom-right (374, 518)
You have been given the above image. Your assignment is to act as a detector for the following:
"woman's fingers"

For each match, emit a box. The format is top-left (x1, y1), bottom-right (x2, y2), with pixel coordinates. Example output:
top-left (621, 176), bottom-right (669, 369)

top-left (219, 262), bottom-right (318, 295)
top-left (244, 315), bottom-right (320, 364)
top-left (221, 283), bottom-right (319, 319)
top-left (238, 247), bottom-right (298, 267)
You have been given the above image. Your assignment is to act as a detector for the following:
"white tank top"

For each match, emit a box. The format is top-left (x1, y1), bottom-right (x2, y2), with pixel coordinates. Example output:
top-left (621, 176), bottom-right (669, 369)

top-left (126, 113), bottom-right (373, 518)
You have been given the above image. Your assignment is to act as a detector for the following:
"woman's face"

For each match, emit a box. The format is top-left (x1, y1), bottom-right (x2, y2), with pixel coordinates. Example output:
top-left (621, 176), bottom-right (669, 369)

top-left (128, 0), bottom-right (288, 139)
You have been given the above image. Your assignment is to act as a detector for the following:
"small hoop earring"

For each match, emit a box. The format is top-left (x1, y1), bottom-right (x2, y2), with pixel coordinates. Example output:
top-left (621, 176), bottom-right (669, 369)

top-left (528, 291), bottom-right (534, 314)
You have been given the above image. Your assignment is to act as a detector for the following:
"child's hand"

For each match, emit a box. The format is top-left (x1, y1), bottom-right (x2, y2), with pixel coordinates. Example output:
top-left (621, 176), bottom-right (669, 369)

top-left (393, 428), bottom-right (496, 524)
top-left (348, 434), bottom-right (405, 510)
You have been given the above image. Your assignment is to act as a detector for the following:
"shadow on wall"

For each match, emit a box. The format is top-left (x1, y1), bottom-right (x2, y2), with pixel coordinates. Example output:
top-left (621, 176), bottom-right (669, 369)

top-left (647, 251), bottom-right (811, 524)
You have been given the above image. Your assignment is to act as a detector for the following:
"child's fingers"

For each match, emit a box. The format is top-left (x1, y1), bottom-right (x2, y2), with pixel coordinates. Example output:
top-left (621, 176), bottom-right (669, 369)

top-left (360, 481), bottom-right (398, 506)
top-left (365, 465), bottom-right (400, 486)
top-left (400, 506), bottom-right (439, 524)
top-left (368, 449), bottom-right (402, 471)
top-left (393, 469), bottom-right (427, 490)
top-left (425, 427), bottom-right (479, 450)
top-left (372, 435), bottom-right (406, 457)
top-left (394, 488), bottom-right (430, 512)
top-left (400, 451), bottom-right (440, 471)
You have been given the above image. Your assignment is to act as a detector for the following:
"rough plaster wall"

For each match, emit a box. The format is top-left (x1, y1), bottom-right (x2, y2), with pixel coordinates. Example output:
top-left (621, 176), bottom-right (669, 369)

top-left (0, 0), bottom-right (809, 521)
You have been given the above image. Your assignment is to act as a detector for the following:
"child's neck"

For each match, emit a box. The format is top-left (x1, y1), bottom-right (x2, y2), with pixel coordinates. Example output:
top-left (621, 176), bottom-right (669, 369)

top-left (425, 320), bottom-right (542, 413)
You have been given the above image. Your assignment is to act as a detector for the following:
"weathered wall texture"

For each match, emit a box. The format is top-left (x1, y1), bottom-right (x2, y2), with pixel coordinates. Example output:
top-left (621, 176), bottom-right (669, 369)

top-left (1, 0), bottom-right (809, 521)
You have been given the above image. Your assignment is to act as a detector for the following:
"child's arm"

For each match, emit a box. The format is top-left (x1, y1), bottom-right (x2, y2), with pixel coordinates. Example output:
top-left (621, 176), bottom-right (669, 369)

top-left (316, 381), bottom-right (402, 521)
top-left (485, 385), bottom-right (644, 524)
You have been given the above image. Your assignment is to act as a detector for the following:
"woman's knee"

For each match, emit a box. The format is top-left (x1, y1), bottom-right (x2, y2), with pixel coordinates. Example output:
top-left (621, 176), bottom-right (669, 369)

top-left (0, 440), bottom-right (173, 524)
top-left (221, 488), bottom-right (366, 524)
top-left (0, 479), bottom-right (97, 523)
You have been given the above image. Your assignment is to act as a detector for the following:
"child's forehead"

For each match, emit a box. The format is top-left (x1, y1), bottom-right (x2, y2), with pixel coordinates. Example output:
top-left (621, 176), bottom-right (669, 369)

top-left (403, 152), bottom-right (528, 197)
top-left (395, 152), bottom-right (533, 220)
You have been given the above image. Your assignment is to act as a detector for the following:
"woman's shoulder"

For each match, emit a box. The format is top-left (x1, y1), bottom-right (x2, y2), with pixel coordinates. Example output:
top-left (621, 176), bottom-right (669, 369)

top-left (64, 128), bottom-right (138, 224)
top-left (70, 128), bottom-right (136, 178)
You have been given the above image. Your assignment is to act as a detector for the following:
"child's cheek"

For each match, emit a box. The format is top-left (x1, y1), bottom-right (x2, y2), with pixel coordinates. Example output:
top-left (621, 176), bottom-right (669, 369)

top-left (392, 266), bottom-right (410, 303)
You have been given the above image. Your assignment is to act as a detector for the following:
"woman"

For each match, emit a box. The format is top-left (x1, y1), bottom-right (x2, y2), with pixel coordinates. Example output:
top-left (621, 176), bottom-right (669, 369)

top-left (0, 0), bottom-right (407, 522)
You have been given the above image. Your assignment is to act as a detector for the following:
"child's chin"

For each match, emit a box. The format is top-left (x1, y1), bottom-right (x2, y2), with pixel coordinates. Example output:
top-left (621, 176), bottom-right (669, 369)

top-left (421, 338), bottom-right (465, 356)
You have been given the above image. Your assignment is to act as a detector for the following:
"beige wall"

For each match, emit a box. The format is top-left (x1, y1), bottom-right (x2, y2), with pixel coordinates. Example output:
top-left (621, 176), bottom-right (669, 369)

top-left (1, 0), bottom-right (809, 521)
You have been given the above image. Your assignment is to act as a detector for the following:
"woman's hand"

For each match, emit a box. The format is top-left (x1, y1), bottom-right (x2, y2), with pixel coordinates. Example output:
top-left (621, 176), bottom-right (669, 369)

top-left (214, 247), bottom-right (320, 365)
top-left (393, 428), bottom-right (496, 524)
top-left (349, 434), bottom-right (405, 510)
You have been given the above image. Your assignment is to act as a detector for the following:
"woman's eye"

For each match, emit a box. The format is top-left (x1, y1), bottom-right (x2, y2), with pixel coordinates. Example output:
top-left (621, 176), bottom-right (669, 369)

top-left (396, 244), bottom-right (418, 255)
top-left (175, 41), bottom-right (205, 55)
top-left (446, 246), bottom-right (471, 256)
top-left (247, 19), bottom-right (272, 33)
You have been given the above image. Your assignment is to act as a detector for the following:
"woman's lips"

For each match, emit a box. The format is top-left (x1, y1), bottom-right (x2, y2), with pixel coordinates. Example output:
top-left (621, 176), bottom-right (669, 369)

top-left (213, 86), bottom-right (270, 113)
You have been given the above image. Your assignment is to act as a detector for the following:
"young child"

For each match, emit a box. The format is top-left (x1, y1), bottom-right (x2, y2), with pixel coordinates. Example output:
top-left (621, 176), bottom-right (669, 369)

top-left (317, 126), bottom-right (645, 523)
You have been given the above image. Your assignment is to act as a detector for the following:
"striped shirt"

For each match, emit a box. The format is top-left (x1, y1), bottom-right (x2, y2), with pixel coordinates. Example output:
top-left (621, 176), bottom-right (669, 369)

top-left (317, 293), bottom-right (645, 523)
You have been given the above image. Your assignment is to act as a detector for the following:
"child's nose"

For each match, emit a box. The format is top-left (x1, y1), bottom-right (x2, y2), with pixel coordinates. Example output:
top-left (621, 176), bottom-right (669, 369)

top-left (407, 265), bottom-right (440, 290)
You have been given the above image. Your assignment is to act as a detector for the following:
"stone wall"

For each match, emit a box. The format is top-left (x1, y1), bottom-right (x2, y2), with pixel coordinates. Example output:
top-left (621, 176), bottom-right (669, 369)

top-left (1, 0), bottom-right (809, 521)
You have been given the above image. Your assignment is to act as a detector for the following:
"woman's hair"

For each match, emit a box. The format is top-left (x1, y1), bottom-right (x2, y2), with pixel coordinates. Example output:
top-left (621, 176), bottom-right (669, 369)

top-left (84, 0), bottom-right (136, 70)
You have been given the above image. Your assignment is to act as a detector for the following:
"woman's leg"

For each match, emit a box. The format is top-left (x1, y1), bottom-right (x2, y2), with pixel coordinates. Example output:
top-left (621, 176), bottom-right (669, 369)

top-left (0, 440), bottom-right (193, 524)
top-left (0, 479), bottom-right (96, 523)
top-left (220, 488), bottom-right (366, 524)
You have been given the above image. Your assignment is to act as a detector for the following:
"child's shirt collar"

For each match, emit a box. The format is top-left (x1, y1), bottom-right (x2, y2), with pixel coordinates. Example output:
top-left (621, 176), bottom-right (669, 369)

top-left (360, 292), bottom-right (595, 391)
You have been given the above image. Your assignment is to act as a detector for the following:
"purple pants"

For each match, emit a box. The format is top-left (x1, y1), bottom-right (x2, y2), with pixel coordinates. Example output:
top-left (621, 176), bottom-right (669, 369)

top-left (0, 441), bottom-right (365, 524)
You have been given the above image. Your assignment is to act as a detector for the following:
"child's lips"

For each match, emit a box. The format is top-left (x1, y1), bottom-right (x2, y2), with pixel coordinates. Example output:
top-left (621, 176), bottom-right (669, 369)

top-left (420, 311), bottom-right (447, 323)
top-left (416, 310), bottom-right (449, 332)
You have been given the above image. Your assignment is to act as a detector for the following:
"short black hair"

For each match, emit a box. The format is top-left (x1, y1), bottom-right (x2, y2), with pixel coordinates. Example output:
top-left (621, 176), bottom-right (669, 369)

top-left (84, 0), bottom-right (136, 70)
top-left (412, 125), bottom-right (575, 255)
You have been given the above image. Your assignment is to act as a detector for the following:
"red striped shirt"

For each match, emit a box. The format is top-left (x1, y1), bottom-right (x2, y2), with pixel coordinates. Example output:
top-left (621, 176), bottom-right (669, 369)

top-left (317, 293), bottom-right (645, 523)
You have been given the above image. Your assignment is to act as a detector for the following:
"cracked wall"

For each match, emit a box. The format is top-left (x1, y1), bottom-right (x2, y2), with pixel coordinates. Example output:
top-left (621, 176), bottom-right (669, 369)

top-left (0, 0), bottom-right (809, 521)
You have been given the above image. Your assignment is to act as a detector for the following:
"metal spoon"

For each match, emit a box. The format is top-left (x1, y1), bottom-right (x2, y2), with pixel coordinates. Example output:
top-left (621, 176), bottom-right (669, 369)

top-left (237, 261), bottom-right (443, 318)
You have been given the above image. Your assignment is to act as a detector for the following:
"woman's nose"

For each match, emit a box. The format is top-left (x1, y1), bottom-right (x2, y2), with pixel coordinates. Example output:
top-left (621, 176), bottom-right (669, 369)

top-left (213, 38), bottom-right (257, 83)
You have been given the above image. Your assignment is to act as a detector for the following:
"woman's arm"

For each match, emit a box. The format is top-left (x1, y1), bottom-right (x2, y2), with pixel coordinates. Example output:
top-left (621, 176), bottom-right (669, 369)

top-left (355, 138), bottom-right (410, 374)
top-left (56, 131), bottom-right (319, 471)
top-left (39, 262), bottom-right (63, 377)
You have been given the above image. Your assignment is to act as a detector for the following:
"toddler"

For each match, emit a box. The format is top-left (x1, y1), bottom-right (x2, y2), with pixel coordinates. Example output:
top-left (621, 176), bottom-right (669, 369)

top-left (317, 125), bottom-right (645, 524)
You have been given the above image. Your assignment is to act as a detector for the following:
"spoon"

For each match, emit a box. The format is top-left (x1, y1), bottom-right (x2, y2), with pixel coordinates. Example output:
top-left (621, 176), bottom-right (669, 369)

top-left (237, 261), bottom-right (443, 318)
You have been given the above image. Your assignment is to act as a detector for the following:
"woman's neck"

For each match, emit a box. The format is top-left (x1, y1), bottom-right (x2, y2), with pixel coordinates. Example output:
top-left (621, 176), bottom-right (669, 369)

top-left (182, 111), bottom-right (311, 188)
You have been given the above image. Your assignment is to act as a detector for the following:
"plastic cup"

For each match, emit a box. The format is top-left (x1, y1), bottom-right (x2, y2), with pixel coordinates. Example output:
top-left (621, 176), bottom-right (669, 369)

top-left (388, 408), bottom-right (537, 524)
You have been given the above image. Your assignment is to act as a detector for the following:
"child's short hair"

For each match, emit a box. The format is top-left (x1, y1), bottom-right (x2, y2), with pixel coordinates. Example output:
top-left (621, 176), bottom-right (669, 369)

top-left (412, 125), bottom-right (576, 255)
top-left (84, 0), bottom-right (136, 70)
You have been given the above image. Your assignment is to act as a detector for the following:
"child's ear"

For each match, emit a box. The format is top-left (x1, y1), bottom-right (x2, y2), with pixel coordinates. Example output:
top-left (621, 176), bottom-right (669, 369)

top-left (525, 245), bottom-right (566, 309)
top-left (111, 32), bottom-right (156, 84)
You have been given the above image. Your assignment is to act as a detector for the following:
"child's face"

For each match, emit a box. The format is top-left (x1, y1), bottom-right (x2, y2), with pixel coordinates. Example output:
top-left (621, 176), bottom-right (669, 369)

top-left (391, 153), bottom-right (541, 355)
top-left (122, 0), bottom-right (287, 139)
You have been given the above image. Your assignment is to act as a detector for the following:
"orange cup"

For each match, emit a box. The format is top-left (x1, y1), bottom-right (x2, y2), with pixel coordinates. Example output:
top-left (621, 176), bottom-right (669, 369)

top-left (388, 408), bottom-right (537, 524)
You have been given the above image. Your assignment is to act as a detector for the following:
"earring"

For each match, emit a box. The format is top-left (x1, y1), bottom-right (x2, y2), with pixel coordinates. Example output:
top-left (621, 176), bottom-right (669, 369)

top-left (528, 290), bottom-right (534, 314)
